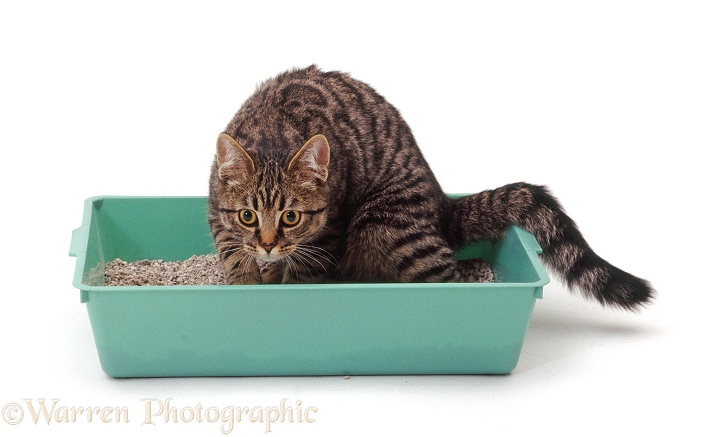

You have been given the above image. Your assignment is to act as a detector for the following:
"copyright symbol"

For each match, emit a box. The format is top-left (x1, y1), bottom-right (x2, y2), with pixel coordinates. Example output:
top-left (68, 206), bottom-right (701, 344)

top-left (2, 403), bottom-right (24, 425)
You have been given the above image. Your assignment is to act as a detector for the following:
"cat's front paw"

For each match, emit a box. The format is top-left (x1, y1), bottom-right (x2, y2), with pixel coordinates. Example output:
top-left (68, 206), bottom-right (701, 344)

top-left (226, 276), bottom-right (262, 285)
top-left (224, 269), bottom-right (262, 285)
top-left (259, 260), bottom-right (285, 284)
top-left (221, 255), bottom-right (262, 285)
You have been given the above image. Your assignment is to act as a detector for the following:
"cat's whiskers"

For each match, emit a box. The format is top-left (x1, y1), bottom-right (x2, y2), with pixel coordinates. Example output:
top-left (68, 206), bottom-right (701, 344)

top-left (292, 247), bottom-right (331, 274)
top-left (295, 244), bottom-right (339, 268)
top-left (243, 253), bottom-right (256, 282)
top-left (217, 244), bottom-right (257, 283)
top-left (287, 252), bottom-right (316, 279)
top-left (284, 254), bottom-right (302, 282)
top-left (218, 246), bottom-right (244, 256)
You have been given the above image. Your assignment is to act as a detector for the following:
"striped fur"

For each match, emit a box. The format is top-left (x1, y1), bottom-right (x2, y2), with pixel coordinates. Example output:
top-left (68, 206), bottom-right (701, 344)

top-left (208, 65), bottom-right (654, 309)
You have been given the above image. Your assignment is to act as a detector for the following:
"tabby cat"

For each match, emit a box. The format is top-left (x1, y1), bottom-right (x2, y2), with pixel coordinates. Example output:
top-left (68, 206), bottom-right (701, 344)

top-left (208, 65), bottom-right (653, 310)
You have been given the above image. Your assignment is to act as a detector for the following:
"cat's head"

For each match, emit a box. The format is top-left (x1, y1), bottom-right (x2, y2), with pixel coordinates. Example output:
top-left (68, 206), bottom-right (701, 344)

top-left (213, 133), bottom-right (330, 262)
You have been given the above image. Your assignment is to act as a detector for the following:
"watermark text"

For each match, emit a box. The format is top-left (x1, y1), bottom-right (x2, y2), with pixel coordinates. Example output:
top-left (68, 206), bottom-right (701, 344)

top-left (2, 398), bottom-right (317, 434)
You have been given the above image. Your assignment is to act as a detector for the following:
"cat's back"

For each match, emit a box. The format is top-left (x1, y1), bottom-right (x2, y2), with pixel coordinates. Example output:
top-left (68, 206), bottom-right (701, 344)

top-left (225, 65), bottom-right (387, 150)
top-left (224, 66), bottom-right (442, 208)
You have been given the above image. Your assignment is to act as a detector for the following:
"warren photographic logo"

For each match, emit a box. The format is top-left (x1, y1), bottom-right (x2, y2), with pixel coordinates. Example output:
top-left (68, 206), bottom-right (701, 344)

top-left (2, 398), bottom-right (317, 434)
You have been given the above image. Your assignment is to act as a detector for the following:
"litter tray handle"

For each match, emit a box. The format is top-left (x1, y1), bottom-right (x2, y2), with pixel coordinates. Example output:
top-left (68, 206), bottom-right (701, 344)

top-left (69, 225), bottom-right (88, 257)
top-left (69, 225), bottom-right (92, 303)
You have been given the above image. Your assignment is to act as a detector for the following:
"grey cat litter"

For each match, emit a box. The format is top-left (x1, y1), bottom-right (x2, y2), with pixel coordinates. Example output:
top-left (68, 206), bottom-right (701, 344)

top-left (105, 255), bottom-right (494, 286)
top-left (106, 255), bottom-right (226, 286)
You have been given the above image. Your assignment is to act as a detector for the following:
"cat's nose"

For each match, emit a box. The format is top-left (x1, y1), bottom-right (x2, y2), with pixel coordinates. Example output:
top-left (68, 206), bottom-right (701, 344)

top-left (260, 242), bottom-right (275, 253)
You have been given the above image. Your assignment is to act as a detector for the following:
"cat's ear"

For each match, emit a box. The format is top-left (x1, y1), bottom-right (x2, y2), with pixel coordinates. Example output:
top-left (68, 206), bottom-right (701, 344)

top-left (288, 134), bottom-right (330, 183)
top-left (216, 133), bottom-right (256, 181)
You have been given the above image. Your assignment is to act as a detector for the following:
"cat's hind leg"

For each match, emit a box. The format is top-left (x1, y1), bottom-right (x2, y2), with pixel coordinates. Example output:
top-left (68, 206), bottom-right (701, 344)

top-left (340, 204), bottom-right (464, 283)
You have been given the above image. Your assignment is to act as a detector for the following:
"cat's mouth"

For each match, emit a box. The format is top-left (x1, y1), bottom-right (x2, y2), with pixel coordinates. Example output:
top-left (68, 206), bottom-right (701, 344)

top-left (257, 253), bottom-right (282, 263)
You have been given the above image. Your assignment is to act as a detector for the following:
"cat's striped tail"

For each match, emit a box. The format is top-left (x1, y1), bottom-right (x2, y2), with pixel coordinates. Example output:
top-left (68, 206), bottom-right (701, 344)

top-left (445, 182), bottom-right (654, 310)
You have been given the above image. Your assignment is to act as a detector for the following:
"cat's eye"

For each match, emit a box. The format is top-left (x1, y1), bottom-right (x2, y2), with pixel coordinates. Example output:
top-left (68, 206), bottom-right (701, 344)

top-left (281, 210), bottom-right (301, 227)
top-left (238, 209), bottom-right (257, 226)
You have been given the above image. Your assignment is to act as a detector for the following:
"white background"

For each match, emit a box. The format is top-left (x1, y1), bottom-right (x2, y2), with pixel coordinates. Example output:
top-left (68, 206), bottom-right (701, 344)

top-left (1, 1), bottom-right (700, 436)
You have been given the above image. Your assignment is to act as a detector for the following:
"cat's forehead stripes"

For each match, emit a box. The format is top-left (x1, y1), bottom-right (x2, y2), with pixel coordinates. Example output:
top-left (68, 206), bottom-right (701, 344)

top-left (247, 160), bottom-right (284, 210)
top-left (249, 186), bottom-right (290, 212)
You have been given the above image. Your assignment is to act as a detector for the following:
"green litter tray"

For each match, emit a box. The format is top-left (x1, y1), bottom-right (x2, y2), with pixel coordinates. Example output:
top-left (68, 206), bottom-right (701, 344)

top-left (69, 196), bottom-right (549, 377)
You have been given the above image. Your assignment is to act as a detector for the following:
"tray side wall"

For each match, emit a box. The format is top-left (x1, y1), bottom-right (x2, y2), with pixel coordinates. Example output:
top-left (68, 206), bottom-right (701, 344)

top-left (87, 285), bottom-right (537, 377)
